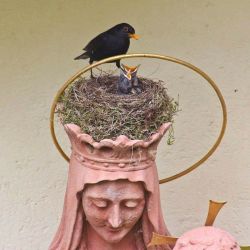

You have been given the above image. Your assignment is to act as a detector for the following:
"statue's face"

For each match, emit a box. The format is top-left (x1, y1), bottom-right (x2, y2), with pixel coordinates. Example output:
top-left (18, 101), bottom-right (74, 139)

top-left (82, 179), bottom-right (145, 244)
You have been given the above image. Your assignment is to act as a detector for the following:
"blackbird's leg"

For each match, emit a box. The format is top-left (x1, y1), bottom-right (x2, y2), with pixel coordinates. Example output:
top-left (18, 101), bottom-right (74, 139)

top-left (90, 68), bottom-right (94, 79)
top-left (89, 60), bottom-right (94, 79)
top-left (116, 60), bottom-right (121, 68)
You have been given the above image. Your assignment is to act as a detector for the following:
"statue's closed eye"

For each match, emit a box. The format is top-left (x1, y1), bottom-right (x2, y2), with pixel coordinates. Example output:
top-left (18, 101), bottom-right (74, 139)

top-left (90, 199), bottom-right (142, 208)
top-left (92, 200), bottom-right (108, 208)
top-left (124, 200), bottom-right (139, 208)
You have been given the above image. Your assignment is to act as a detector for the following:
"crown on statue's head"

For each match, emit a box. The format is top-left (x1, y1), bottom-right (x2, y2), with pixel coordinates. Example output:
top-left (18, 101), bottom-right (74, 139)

top-left (65, 123), bottom-right (171, 172)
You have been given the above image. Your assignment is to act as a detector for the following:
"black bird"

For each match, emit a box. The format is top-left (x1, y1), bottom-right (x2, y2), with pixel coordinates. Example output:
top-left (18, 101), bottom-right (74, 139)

top-left (74, 23), bottom-right (139, 77)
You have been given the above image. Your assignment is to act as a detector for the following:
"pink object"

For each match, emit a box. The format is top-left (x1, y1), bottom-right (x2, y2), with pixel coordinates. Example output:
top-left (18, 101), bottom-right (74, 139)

top-left (49, 122), bottom-right (172, 250)
top-left (173, 226), bottom-right (240, 250)
top-left (82, 179), bottom-right (146, 250)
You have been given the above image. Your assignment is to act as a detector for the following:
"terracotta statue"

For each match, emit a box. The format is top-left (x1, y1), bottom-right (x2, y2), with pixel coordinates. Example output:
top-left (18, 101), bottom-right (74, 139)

top-left (49, 123), bottom-right (172, 250)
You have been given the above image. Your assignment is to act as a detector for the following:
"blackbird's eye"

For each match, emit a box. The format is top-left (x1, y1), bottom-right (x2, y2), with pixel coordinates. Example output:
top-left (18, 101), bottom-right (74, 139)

top-left (123, 26), bottom-right (129, 32)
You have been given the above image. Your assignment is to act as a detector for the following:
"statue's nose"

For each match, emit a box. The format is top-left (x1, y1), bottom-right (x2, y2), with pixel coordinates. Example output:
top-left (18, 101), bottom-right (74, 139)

top-left (108, 205), bottom-right (122, 228)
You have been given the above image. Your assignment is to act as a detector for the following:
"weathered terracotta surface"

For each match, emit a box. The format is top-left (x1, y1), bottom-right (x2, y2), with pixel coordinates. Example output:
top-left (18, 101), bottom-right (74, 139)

top-left (173, 226), bottom-right (240, 250)
top-left (49, 122), bottom-right (172, 250)
top-left (82, 180), bottom-right (145, 250)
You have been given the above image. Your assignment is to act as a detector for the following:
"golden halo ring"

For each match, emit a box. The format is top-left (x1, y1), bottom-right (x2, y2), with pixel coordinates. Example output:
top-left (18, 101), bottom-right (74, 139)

top-left (50, 53), bottom-right (227, 184)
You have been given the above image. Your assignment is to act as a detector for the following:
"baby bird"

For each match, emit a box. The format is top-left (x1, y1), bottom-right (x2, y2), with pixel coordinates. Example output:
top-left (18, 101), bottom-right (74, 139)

top-left (74, 23), bottom-right (139, 78)
top-left (118, 64), bottom-right (141, 95)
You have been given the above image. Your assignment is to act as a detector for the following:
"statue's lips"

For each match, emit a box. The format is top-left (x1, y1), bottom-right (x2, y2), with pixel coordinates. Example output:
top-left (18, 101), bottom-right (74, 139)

top-left (107, 228), bottom-right (123, 233)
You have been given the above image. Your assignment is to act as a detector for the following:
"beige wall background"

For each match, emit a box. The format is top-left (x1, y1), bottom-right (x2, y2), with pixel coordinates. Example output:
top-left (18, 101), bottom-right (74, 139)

top-left (1, 0), bottom-right (250, 249)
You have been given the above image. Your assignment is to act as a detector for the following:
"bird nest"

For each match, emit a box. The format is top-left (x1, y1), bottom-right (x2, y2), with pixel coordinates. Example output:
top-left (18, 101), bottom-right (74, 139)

top-left (56, 73), bottom-right (179, 142)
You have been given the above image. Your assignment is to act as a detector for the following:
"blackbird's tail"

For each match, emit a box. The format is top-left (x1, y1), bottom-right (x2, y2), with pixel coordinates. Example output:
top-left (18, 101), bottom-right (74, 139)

top-left (74, 52), bottom-right (89, 60)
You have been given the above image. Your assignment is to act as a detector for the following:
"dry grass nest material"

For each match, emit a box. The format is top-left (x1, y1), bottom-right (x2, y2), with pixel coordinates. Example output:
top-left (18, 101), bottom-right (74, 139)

top-left (56, 73), bottom-right (179, 142)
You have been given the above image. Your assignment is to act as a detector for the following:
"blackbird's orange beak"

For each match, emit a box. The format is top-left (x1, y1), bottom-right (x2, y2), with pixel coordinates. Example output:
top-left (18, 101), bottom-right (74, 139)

top-left (129, 33), bottom-right (139, 40)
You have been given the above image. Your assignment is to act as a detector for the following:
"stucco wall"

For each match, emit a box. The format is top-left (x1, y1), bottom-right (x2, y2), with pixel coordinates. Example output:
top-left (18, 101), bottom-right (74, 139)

top-left (0, 0), bottom-right (249, 249)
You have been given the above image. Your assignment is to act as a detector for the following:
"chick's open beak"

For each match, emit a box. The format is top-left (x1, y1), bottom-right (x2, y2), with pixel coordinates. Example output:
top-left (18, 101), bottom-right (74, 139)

top-left (126, 73), bottom-right (132, 80)
top-left (129, 33), bottom-right (139, 40)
